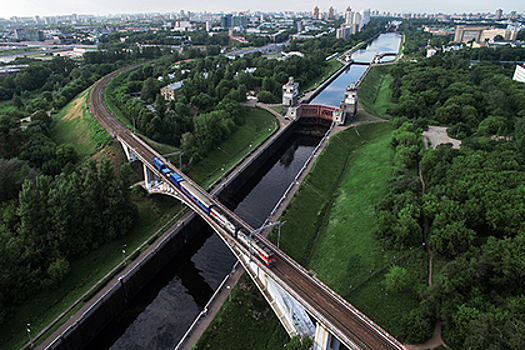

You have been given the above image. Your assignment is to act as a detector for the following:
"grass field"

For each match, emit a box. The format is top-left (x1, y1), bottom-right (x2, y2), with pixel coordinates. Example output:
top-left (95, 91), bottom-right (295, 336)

top-left (357, 65), bottom-right (394, 119)
top-left (269, 122), bottom-right (424, 337)
top-left (185, 107), bottom-right (277, 188)
top-left (193, 274), bottom-right (289, 350)
top-left (51, 89), bottom-right (108, 160)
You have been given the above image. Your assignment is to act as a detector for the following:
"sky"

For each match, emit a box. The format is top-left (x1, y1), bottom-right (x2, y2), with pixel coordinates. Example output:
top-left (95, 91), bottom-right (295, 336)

top-left (1, 0), bottom-right (523, 19)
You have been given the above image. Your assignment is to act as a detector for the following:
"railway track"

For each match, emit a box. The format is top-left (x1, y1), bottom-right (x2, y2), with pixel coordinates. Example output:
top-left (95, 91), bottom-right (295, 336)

top-left (89, 68), bottom-right (406, 350)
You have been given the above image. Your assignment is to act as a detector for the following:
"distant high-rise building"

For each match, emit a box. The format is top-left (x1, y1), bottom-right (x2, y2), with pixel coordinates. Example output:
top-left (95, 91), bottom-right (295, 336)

top-left (361, 9), bottom-right (371, 26)
top-left (495, 9), bottom-right (502, 19)
top-left (14, 28), bottom-right (26, 40)
top-left (328, 6), bottom-right (335, 20)
top-left (232, 15), bottom-right (247, 27)
top-left (180, 10), bottom-right (185, 18)
top-left (345, 7), bottom-right (353, 24)
top-left (221, 14), bottom-right (232, 28)
top-left (313, 6), bottom-right (320, 20)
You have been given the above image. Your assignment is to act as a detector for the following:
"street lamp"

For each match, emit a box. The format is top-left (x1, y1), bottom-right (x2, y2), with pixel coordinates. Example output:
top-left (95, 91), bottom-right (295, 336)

top-left (277, 221), bottom-right (286, 249)
top-left (122, 244), bottom-right (127, 265)
top-left (26, 323), bottom-right (33, 347)
top-left (227, 285), bottom-right (231, 302)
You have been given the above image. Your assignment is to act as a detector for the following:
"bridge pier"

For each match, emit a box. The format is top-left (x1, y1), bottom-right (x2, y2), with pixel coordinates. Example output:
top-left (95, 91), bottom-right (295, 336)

top-left (120, 142), bottom-right (138, 162)
top-left (143, 164), bottom-right (158, 189)
top-left (314, 323), bottom-right (352, 350)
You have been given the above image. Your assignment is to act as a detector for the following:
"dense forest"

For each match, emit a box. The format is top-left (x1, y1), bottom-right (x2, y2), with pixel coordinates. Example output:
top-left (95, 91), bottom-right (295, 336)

top-left (375, 41), bottom-right (525, 348)
top-left (0, 46), bottom-right (174, 325)
top-left (0, 111), bottom-right (137, 324)
top-left (388, 47), bottom-right (525, 137)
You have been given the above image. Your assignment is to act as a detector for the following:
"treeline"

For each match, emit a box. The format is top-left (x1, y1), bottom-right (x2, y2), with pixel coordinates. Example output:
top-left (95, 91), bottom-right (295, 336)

top-left (374, 46), bottom-right (525, 347)
top-left (0, 83), bottom-right (137, 324)
top-left (457, 45), bottom-right (525, 62)
top-left (0, 158), bottom-right (136, 324)
top-left (109, 49), bottom-right (332, 163)
top-left (388, 51), bottom-right (525, 136)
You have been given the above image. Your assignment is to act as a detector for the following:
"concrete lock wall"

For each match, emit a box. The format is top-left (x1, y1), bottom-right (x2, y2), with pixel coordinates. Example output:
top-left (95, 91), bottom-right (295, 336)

top-left (216, 121), bottom-right (298, 203)
top-left (50, 122), bottom-right (297, 350)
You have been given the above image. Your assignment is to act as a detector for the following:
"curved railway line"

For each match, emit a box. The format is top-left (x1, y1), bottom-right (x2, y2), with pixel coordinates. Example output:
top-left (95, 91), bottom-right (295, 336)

top-left (89, 67), bottom-right (406, 350)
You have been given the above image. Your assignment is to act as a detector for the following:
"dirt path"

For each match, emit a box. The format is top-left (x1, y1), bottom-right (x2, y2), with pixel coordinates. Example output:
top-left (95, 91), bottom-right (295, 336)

top-left (406, 164), bottom-right (449, 350)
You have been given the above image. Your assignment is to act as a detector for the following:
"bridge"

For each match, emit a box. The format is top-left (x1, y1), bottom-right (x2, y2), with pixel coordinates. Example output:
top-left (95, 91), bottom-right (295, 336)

top-left (80, 67), bottom-right (407, 350)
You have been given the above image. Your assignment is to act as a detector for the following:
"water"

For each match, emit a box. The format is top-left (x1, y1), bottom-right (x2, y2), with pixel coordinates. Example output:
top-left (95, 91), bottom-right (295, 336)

top-left (88, 134), bottom-right (320, 350)
top-left (311, 32), bottom-right (402, 108)
top-left (90, 31), bottom-right (401, 350)
top-left (311, 65), bottom-right (368, 107)
top-left (351, 33), bottom-right (402, 63)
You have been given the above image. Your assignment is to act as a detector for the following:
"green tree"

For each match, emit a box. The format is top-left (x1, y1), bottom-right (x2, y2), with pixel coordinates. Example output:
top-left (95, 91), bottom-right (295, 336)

top-left (285, 335), bottom-right (313, 350)
top-left (141, 77), bottom-right (158, 103)
top-left (384, 264), bottom-right (410, 293)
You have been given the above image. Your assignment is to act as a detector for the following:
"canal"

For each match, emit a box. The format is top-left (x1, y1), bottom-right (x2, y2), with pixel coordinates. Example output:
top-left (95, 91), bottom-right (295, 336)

top-left (88, 32), bottom-right (401, 350)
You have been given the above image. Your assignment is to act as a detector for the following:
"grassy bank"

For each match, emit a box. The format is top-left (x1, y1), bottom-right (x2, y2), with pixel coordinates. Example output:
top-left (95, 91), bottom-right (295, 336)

top-left (357, 65), bottom-right (394, 119)
top-left (194, 275), bottom-right (288, 350)
top-left (185, 107), bottom-right (277, 188)
top-left (51, 89), bottom-right (108, 160)
top-left (271, 123), bottom-right (424, 336)
top-left (301, 59), bottom-right (344, 93)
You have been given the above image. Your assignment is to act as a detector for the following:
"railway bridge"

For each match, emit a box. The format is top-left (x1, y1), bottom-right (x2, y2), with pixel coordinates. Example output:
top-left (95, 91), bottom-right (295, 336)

top-left (47, 67), bottom-right (407, 350)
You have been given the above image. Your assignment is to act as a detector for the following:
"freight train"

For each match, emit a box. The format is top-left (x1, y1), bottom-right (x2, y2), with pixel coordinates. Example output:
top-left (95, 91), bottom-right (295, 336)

top-left (153, 157), bottom-right (276, 267)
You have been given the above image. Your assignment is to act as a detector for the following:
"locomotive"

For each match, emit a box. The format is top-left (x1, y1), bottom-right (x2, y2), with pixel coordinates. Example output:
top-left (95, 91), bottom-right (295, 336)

top-left (153, 157), bottom-right (276, 267)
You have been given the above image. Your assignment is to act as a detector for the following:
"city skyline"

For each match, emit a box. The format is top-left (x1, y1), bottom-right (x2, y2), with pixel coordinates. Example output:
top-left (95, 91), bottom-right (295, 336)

top-left (1, 0), bottom-right (523, 20)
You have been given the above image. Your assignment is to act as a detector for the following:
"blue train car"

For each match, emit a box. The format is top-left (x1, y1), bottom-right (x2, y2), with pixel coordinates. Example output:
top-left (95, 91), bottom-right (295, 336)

top-left (153, 157), bottom-right (165, 170)
top-left (170, 172), bottom-right (184, 187)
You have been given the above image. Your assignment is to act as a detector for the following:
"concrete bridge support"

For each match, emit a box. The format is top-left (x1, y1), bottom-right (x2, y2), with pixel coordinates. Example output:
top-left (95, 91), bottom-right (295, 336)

top-left (234, 252), bottom-right (316, 340)
top-left (120, 142), bottom-right (138, 162)
top-left (314, 323), bottom-right (351, 350)
top-left (143, 164), bottom-right (158, 190)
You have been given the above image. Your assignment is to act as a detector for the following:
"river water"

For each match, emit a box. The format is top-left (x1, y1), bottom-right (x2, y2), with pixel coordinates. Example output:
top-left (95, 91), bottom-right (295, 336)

top-left (89, 32), bottom-right (401, 350)
top-left (311, 32), bottom-right (402, 107)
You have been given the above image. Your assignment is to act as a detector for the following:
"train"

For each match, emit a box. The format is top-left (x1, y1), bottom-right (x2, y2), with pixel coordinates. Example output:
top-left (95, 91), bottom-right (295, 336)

top-left (153, 157), bottom-right (276, 267)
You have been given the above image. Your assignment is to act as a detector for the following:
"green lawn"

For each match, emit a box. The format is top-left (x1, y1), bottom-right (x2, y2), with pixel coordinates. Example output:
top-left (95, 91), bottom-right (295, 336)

top-left (185, 107), bottom-right (277, 188)
top-left (268, 122), bottom-right (424, 337)
top-left (193, 274), bottom-right (289, 350)
top-left (357, 65), bottom-right (395, 119)
top-left (51, 89), bottom-right (108, 160)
